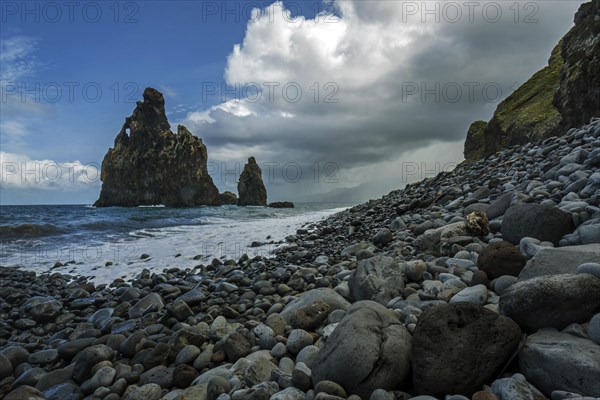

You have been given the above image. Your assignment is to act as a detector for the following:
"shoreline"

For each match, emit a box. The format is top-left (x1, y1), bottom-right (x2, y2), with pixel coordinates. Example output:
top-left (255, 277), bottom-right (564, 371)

top-left (1, 206), bottom-right (349, 286)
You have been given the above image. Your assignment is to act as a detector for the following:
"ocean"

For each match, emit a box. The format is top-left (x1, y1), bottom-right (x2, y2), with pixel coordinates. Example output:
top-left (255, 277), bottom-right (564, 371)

top-left (0, 203), bottom-right (350, 284)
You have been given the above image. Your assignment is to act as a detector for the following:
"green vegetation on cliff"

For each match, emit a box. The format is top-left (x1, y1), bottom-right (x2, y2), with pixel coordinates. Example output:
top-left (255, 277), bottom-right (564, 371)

top-left (484, 42), bottom-right (564, 152)
top-left (464, 1), bottom-right (600, 163)
top-left (464, 42), bottom-right (564, 162)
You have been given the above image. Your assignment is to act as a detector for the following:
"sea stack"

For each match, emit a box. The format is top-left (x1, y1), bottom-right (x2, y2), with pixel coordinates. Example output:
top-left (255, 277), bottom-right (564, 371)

top-left (237, 157), bottom-right (267, 206)
top-left (94, 88), bottom-right (220, 207)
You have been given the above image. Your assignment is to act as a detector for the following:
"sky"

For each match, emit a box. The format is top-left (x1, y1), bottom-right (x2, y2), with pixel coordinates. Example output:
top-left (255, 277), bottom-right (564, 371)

top-left (0, 0), bottom-right (585, 205)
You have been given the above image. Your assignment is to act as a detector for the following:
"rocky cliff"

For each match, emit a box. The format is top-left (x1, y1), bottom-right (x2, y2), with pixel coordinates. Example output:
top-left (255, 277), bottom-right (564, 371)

top-left (237, 157), bottom-right (267, 206)
top-left (464, 1), bottom-right (599, 162)
top-left (94, 88), bottom-right (221, 207)
top-left (554, 0), bottom-right (600, 131)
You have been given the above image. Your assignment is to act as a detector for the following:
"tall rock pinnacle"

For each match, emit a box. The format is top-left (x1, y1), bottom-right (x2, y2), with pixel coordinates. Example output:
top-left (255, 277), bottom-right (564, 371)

top-left (94, 88), bottom-right (220, 207)
top-left (237, 157), bottom-right (267, 206)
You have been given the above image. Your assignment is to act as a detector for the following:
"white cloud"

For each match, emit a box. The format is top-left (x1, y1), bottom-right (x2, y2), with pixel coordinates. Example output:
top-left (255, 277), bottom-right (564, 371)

top-left (1, 35), bottom-right (48, 151)
top-left (0, 36), bottom-right (39, 82)
top-left (0, 152), bottom-right (101, 191)
top-left (158, 84), bottom-right (178, 98)
top-left (188, 99), bottom-right (258, 124)
top-left (183, 0), bottom-right (582, 200)
top-left (0, 120), bottom-right (28, 139)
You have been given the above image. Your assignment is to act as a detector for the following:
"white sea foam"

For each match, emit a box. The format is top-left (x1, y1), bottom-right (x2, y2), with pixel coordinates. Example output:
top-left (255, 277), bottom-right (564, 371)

top-left (5, 207), bottom-right (347, 285)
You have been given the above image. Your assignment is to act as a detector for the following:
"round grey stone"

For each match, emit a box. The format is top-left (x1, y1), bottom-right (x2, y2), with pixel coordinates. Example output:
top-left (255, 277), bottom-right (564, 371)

top-left (286, 329), bottom-right (313, 354)
top-left (577, 263), bottom-right (600, 279)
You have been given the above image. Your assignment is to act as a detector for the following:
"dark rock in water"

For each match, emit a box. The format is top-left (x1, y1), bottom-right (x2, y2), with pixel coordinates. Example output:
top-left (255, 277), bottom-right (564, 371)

top-left (478, 241), bottom-right (526, 279)
top-left (268, 201), bottom-right (294, 208)
top-left (519, 331), bottom-right (600, 397)
top-left (219, 191), bottom-right (238, 205)
top-left (501, 204), bottom-right (573, 245)
top-left (411, 303), bottom-right (522, 397)
top-left (94, 88), bottom-right (220, 207)
top-left (312, 301), bottom-right (412, 399)
top-left (238, 157), bottom-right (267, 206)
top-left (553, 0), bottom-right (600, 133)
top-left (499, 273), bottom-right (600, 333)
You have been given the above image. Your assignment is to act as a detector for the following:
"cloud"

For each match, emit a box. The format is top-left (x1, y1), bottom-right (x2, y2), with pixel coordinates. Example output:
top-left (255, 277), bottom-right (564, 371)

top-left (0, 152), bottom-right (101, 192)
top-left (0, 35), bottom-right (39, 82)
top-left (1, 35), bottom-right (50, 151)
top-left (158, 84), bottom-right (178, 98)
top-left (180, 0), bottom-right (582, 200)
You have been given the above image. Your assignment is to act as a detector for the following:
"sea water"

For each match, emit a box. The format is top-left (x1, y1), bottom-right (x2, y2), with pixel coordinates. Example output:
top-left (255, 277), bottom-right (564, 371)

top-left (0, 203), bottom-right (349, 284)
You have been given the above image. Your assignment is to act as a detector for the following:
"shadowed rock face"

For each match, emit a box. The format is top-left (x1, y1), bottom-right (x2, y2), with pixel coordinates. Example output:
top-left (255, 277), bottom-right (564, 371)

top-left (554, 0), bottom-right (600, 132)
top-left (94, 88), bottom-right (220, 207)
top-left (237, 157), bottom-right (267, 206)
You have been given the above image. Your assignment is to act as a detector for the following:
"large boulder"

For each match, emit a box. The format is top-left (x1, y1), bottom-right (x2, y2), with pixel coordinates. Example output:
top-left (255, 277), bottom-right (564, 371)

top-left (499, 273), bottom-right (600, 332)
top-left (501, 204), bottom-right (573, 245)
top-left (95, 88), bottom-right (220, 207)
top-left (478, 241), bottom-right (527, 279)
top-left (519, 331), bottom-right (600, 397)
top-left (311, 301), bottom-right (412, 399)
top-left (238, 157), bottom-right (267, 206)
top-left (348, 255), bottom-right (404, 305)
top-left (411, 303), bottom-right (522, 397)
top-left (518, 244), bottom-right (600, 281)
